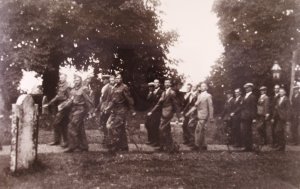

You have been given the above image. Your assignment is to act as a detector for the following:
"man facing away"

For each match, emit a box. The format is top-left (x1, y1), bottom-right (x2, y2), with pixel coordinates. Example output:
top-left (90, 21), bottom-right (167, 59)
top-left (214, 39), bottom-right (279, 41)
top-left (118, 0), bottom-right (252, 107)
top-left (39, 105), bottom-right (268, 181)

top-left (240, 83), bottom-right (257, 152)
top-left (105, 74), bottom-right (136, 153)
top-left (271, 87), bottom-right (291, 151)
top-left (45, 73), bottom-right (71, 148)
top-left (186, 83), bottom-right (214, 151)
top-left (148, 79), bottom-right (181, 153)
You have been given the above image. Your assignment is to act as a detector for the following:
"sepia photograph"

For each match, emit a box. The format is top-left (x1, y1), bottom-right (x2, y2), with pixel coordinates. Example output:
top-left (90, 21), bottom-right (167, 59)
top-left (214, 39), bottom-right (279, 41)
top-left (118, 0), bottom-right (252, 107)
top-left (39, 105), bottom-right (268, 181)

top-left (0, 0), bottom-right (300, 188)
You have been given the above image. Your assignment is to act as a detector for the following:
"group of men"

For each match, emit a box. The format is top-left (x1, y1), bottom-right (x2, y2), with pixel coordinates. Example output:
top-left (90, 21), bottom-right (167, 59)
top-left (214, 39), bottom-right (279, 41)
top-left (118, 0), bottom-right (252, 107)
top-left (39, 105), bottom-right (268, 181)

top-left (221, 83), bottom-right (300, 151)
top-left (145, 81), bottom-right (214, 152)
top-left (46, 71), bottom-right (299, 154)
top-left (45, 73), bottom-right (136, 153)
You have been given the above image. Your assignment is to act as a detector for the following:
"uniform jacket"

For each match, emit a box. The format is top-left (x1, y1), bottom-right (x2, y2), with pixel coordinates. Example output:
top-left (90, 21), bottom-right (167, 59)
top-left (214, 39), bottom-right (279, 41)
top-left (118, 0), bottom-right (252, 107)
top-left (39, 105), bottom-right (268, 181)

top-left (273, 96), bottom-right (291, 121)
top-left (151, 88), bottom-right (180, 118)
top-left (49, 81), bottom-right (71, 105)
top-left (99, 83), bottom-right (113, 112)
top-left (241, 92), bottom-right (257, 120)
top-left (107, 83), bottom-right (134, 111)
top-left (182, 92), bottom-right (198, 115)
top-left (221, 97), bottom-right (235, 121)
top-left (257, 94), bottom-right (270, 116)
top-left (194, 91), bottom-right (214, 120)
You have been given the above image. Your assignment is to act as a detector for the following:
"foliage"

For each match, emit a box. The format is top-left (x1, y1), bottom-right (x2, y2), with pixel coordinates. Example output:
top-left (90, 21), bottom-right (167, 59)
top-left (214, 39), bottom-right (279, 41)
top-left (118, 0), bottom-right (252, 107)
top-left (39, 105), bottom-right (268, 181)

top-left (0, 0), bottom-right (178, 109)
top-left (209, 0), bottom-right (299, 95)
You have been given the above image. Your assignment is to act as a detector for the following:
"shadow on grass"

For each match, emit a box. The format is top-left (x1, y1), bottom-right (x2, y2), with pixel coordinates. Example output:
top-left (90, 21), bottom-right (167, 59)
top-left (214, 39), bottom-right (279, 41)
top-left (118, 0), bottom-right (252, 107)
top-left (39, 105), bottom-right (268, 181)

top-left (3, 159), bottom-right (47, 177)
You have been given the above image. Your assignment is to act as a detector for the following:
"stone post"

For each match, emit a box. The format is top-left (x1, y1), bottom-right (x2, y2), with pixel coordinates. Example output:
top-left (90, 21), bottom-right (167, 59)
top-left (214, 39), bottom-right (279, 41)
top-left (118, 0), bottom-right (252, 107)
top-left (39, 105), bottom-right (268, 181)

top-left (10, 94), bottom-right (39, 172)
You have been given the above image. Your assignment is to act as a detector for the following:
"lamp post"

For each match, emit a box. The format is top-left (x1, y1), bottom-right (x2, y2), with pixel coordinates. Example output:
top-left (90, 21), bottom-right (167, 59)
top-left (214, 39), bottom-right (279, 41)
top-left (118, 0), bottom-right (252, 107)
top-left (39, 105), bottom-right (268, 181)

top-left (271, 60), bottom-right (282, 81)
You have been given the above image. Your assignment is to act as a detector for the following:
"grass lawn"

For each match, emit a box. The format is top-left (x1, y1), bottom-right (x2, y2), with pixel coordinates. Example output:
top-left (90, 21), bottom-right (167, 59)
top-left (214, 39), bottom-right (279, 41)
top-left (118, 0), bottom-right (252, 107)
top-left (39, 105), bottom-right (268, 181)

top-left (1, 152), bottom-right (300, 189)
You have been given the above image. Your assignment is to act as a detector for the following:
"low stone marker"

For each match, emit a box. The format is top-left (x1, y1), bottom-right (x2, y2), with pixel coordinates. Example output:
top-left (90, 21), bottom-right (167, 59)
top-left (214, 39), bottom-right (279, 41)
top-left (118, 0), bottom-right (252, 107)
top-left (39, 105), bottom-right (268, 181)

top-left (10, 94), bottom-right (39, 172)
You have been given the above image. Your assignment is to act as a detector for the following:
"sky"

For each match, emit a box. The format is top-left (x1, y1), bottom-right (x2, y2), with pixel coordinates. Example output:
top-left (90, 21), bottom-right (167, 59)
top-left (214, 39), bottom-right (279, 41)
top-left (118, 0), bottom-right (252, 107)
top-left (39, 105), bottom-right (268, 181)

top-left (159, 0), bottom-right (224, 84)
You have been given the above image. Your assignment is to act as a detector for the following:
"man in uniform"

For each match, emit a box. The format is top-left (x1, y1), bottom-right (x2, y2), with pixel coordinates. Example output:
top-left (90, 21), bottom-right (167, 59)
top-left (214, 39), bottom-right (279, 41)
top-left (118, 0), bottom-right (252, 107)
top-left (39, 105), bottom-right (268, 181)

top-left (148, 79), bottom-right (180, 152)
top-left (272, 87), bottom-right (291, 151)
top-left (110, 75), bottom-right (115, 86)
top-left (64, 74), bottom-right (94, 153)
top-left (45, 73), bottom-right (71, 147)
top-left (291, 86), bottom-right (300, 145)
top-left (186, 83), bottom-right (214, 151)
top-left (181, 83), bottom-right (193, 145)
top-left (240, 83), bottom-right (257, 151)
top-left (105, 74), bottom-right (136, 153)
top-left (221, 90), bottom-right (235, 145)
top-left (256, 86), bottom-right (270, 145)
top-left (96, 75), bottom-right (113, 146)
top-left (230, 88), bottom-right (243, 147)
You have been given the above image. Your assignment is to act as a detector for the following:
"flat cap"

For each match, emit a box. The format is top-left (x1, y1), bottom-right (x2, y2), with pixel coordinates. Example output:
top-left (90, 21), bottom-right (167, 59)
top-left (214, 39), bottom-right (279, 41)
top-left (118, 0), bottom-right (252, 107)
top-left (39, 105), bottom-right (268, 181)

top-left (101, 74), bottom-right (110, 79)
top-left (259, 86), bottom-right (267, 91)
top-left (225, 90), bottom-right (233, 94)
top-left (293, 85), bottom-right (300, 89)
top-left (243, 83), bottom-right (254, 88)
top-left (148, 82), bottom-right (155, 87)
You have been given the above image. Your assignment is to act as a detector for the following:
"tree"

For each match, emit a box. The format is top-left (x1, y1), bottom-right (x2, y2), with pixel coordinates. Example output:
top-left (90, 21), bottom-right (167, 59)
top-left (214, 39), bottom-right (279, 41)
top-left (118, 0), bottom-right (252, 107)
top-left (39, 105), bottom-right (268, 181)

top-left (210, 0), bottom-right (299, 94)
top-left (0, 0), bottom-right (178, 110)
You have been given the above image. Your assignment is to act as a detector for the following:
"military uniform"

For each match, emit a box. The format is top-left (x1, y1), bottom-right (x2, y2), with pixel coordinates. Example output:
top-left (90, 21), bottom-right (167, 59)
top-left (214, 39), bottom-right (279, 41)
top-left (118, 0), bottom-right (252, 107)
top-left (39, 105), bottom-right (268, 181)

top-left (98, 83), bottom-right (113, 146)
top-left (151, 88), bottom-right (180, 152)
top-left (49, 81), bottom-right (71, 146)
top-left (67, 85), bottom-right (93, 151)
top-left (106, 83), bottom-right (134, 152)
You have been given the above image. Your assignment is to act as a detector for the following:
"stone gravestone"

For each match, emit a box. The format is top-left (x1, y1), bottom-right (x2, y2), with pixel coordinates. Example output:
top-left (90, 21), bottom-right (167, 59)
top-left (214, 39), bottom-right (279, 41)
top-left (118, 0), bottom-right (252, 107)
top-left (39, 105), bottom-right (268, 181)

top-left (10, 94), bottom-right (39, 172)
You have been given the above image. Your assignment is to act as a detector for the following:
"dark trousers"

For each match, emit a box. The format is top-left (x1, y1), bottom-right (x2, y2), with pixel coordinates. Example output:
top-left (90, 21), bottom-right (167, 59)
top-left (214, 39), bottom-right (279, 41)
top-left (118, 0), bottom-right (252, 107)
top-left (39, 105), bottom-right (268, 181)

top-left (182, 116), bottom-right (192, 143)
top-left (107, 109), bottom-right (128, 151)
top-left (187, 115), bottom-right (197, 145)
top-left (241, 119), bottom-right (253, 149)
top-left (100, 111), bottom-right (110, 145)
top-left (224, 119), bottom-right (233, 145)
top-left (273, 118), bottom-right (286, 149)
top-left (255, 116), bottom-right (267, 145)
top-left (52, 109), bottom-right (69, 144)
top-left (145, 111), bottom-right (160, 144)
top-left (68, 106), bottom-right (88, 150)
top-left (291, 113), bottom-right (299, 144)
top-left (159, 115), bottom-right (178, 152)
top-left (232, 116), bottom-right (242, 146)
